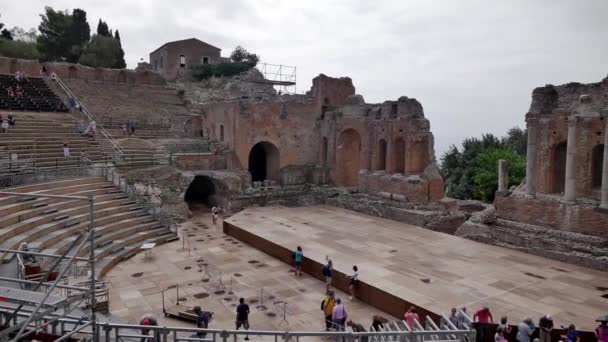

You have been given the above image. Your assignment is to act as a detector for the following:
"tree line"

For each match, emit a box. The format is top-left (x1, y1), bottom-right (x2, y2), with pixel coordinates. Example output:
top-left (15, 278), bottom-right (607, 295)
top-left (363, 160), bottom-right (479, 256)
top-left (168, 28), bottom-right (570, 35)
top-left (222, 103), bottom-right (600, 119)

top-left (0, 7), bottom-right (126, 68)
top-left (440, 127), bottom-right (527, 203)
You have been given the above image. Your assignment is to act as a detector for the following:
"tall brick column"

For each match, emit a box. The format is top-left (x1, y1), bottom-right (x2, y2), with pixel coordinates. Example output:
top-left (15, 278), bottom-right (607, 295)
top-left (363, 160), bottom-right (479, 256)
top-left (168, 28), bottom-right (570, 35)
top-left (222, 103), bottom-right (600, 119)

top-left (564, 116), bottom-right (578, 202)
top-left (601, 110), bottom-right (608, 209)
top-left (525, 118), bottom-right (537, 197)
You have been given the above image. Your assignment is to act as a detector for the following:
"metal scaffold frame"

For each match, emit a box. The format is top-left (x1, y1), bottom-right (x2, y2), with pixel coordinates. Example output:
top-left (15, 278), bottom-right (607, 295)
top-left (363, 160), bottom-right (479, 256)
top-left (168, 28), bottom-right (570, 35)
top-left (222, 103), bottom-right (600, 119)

top-left (255, 62), bottom-right (297, 94)
top-left (0, 190), bottom-right (98, 342)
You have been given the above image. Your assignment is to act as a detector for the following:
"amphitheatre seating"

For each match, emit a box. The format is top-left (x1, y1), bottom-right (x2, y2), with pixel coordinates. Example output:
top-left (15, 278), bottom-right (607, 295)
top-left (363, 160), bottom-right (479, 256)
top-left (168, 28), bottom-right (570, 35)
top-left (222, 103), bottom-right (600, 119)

top-left (0, 177), bottom-right (176, 278)
top-left (0, 113), bottom-right (105, 175)
top-left (0, 74), bottom-right (68, 112)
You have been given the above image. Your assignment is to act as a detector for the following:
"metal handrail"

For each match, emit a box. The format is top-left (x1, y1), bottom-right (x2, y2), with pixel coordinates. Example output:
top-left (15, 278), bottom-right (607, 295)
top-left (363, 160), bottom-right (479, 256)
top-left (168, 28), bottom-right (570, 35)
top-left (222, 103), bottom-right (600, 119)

top-left (51, 75), bottom-right (125, 160)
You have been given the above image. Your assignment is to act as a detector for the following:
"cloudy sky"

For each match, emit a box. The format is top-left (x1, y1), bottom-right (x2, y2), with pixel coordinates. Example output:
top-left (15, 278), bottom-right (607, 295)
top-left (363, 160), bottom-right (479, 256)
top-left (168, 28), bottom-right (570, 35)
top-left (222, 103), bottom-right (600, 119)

top-left (3, 0), bottom-right (607, 156)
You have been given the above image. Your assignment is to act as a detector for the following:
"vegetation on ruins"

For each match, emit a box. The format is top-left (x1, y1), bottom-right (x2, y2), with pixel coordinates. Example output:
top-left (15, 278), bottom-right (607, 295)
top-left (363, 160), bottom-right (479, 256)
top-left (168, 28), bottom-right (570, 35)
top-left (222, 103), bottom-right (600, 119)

top-left (441, 127), bottom-right (527, 202)
top-left (191, 45), bottom-right (259, 81)
top-left (0, 8), bottom-right (126, 68)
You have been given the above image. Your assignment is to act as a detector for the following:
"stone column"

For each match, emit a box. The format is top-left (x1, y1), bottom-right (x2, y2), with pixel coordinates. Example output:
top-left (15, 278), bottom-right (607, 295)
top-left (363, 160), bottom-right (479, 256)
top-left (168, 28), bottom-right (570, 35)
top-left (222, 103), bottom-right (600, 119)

top-left (600, 110), bottom-right (608, 209)
top-left (498, 159), bottom-right (509, 192)
top-left (564, 116), bottom-right (578, 202)
top-left (525, 119), bottom-right (537, 197)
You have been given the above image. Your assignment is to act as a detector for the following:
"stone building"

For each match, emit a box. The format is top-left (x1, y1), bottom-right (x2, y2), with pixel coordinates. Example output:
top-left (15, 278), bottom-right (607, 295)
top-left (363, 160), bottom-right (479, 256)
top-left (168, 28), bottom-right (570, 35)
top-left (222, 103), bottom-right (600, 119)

top-left (196, 74), bottom-right (444, 203)
top-left (149, 38), bottom-right (222, 80)
top-left (494, 75), bottom-right (608, 237)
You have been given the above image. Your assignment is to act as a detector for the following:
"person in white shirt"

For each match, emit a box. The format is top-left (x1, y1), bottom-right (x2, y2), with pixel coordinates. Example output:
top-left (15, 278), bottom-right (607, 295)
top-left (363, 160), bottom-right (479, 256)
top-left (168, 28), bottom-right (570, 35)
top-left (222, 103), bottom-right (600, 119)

top-left (348, 265), bottom-right (359, 300)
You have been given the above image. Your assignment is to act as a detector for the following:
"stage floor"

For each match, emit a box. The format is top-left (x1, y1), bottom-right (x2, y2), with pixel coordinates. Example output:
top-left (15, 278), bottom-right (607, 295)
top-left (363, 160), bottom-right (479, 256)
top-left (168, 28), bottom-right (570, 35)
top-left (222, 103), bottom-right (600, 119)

top-left (225, 205), bottom-right (608, 330)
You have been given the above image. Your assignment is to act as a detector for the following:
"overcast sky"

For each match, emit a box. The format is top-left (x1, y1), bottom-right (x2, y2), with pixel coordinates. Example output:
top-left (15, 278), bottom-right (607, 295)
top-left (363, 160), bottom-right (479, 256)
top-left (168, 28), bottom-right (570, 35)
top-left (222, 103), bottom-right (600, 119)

top-left (3, 0), bottom-right (607, 157)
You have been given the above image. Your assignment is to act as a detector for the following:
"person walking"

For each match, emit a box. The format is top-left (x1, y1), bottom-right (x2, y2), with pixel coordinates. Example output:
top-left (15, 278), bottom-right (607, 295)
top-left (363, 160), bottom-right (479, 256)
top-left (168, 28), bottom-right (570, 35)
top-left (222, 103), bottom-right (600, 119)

top-left (332, 298), bottom-right (347, 332)
top-left (293, 246), bottom-right (303, 276)
top-left (348, 265), bottom-right (359, 300)
top-left (404, 306), bottom-right (420, 330)
top-left (323, 259), bottom-right (333, 293)
top-left (1, 117), bottom-right (8, 133)
top-left (563, 324), bottom-right (580, 342)
top-left (138, 314), bottom-right (158, 342)
top-left (236, 298), bottom-right (250, 340)
top-left (516, 318), bottom-right (534, 342)
top-left (321, 291), bottom-right (336, 331)
top-left (473, 306), bottom-right (494, 342)
top-left (212, 206), bottom-right (218, 224)
top-left (539, 314), bottom-right (553, 342)
top-left (63, 139), bottom-right (70, 157)
top-left (193, 306), bottom-right (210, 338)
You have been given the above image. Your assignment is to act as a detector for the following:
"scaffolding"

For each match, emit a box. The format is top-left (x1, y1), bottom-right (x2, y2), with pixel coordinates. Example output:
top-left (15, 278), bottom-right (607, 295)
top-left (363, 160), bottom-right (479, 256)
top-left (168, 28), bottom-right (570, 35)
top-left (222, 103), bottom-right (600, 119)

top-left (253, 62), bottom-right (297, 94)
top-left (0, 190), bottom-right (98, 342)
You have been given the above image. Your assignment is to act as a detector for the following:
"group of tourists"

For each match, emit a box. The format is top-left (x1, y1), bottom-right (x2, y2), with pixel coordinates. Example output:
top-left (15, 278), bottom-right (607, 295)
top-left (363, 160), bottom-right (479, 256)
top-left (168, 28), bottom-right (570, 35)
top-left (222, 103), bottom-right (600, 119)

top-left (0, 113), bottom-right (15, 133)
top-left (76, 120), bottom-right (97, 137)
top-left (121, 120), bottom-right (136, 136)
top-left (6, 84), bottom-right (24, 99)
top-left (14, 71), bottom-right (29, 83)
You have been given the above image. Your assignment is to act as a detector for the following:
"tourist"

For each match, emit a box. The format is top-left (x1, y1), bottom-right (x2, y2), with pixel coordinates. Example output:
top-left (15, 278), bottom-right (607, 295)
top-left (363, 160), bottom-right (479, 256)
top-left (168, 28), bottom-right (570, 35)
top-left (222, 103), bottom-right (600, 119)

top-left (40, 65), bottom-right (47, 76)
top-left (85, 120), bottom-right (96, 137)
top-left (499, 316), bottom-right (512, 335)
top-left (495, 326), bottom-right (507, 342)
top-left (76, 121), bottom-right (86, 135)
top-left (371, 315), bottom-right (389, 331)
top-left (347, 320), bottom-right (367, 342)
top-left (19, 242), bottom-right (35, 263)
top-left (455, 307), bottom-right (469, 329)
top-left (539, 314), bottom-right (553, 342)
top-left (193, 306), bottom-right (210, 338)
top-left (404, 306), bottom-right (419, 330)
top-left (332, 298), bottom-right (347, 332)
top-left (63, 139), bottom-right (70, 157)
top-left (473, 306), bottom-right (494, 342)
top-left (596, 320), bottom-right (608, 342)
top-left (563, 324), bottom-right (579, 342)
top-left (293, 246), bottom-right (303, 276)
top-left (348, 265), bottom-right (359, 300)
top-left (322, 258), bottom-right (333, 292)
top-left (122, 123), bottom-right (128, 136)
top-left (138, 314), bottom-right (158, 342)
top-left (1, 117), bottom-right (9, 133)
top-left (449, 308), bottom-right (458, 327)
top-left (212, 206), bottom-right (218, 224)
top-left (7, 114), bottom-right (15, 127)
top-left (517, 318), bottom-right (534, 342)
top-left (321, 291), bottom-right (336, 331)
top-left (236, 298), bottom-right (250, 341)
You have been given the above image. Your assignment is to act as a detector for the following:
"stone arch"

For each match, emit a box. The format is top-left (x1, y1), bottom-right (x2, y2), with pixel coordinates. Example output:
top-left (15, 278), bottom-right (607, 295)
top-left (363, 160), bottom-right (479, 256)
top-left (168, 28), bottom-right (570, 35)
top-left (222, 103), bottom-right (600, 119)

top-left (592, 144), bottom-right (604, 189)
top-left (392, 138), bottom-right (405, 174)
top-left (321, 137), bottom-right (328, 166)
top-left (68, 66), bottom-right (78, 79)
top-left (248, 141), bottom-right (280, 183)
top-left (118, 70), bottom-right (127, 83)
top-left (409, 139), bottom-right (429, 174)
top-left (550, 141), bottom-right (567, 193)
top-left (184, 175), bottom-right (228, 210)
top-left (336, 128), bottom-right (361, 187)
top-left (376, 139), bottom-right (387, 171)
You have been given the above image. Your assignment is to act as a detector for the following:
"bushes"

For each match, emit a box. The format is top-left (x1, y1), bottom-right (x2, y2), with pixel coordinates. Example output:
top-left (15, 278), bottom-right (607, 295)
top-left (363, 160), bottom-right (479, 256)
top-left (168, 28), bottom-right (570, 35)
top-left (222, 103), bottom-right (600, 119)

top-left (190, 61), bottom-right (255, 81)
top-left (0, 38), bottom-right (40, 59)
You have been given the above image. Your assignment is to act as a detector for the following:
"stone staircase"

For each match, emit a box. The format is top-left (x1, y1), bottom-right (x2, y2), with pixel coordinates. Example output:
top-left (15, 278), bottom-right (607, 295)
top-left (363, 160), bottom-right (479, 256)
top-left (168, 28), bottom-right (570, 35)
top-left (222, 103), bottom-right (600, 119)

top-left (0, 112), bottom-right (106, 175)
top-left (0, 177), bottom-right (178, 278)
top-left (467, 218), bottom-right (608, 271)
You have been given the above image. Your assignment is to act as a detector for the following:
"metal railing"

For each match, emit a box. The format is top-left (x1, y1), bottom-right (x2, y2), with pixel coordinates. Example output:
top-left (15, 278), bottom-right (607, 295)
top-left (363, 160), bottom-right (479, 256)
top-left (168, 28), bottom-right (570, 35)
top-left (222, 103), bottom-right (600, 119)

top-left (51, 74), bottom-right (125, 161)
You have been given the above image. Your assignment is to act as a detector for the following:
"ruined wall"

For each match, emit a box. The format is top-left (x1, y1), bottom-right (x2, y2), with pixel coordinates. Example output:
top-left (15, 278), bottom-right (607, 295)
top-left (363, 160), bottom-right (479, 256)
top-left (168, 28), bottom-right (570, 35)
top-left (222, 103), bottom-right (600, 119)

top-left (528, 77), bottom-right (608, 198)
top-left (0, 57), bottom-right (166, 85)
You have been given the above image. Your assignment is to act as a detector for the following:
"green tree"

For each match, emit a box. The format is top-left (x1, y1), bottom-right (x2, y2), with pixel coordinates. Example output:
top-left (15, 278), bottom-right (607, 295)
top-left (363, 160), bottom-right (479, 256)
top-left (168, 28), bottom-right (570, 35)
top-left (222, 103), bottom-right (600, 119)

top-left (473, 147), bottom-right (526, 202)
top-left (0, 16), bottom-right (13, 40)
top-left (112, 30), bottom-right (126, 68)
top-left (79, 34), bottom-right (121, 68)
top-left (96, 19), bottom-right (110, 37)
top-left (501, 126), bottom-right (527, 156)
top-left (66, 8), bottom-right (90, 62)
top-left (229, 45), bottom-right (259, 66)
top-left (37, 7), bottom-right (74, 61)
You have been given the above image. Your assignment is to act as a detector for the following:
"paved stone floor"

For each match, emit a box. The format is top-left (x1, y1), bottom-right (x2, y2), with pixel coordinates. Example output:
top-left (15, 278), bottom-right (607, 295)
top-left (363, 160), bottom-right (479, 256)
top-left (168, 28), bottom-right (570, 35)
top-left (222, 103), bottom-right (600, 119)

top-left (225, 205), bottom-right (608, 331)
top-left (104, 211), bottom-right (389, 339)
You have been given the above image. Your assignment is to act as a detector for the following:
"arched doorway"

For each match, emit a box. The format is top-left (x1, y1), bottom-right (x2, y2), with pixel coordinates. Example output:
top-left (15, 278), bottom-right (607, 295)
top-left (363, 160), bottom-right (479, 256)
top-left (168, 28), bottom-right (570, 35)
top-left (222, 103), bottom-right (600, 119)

top-left (392, 138), bottom-right (405, 174)
top-left (248, 141), bottom-right (280, 183)
top-left (336, 129), bottom-right (361, 187)
top-left (184, 175), bottom-right (225, 211)
top-left (550, 142), bottom-right (567, 193)
top-left (376, 139), bottom-right (387, 171)
top-left (592, 144), bottom-right (604, 189)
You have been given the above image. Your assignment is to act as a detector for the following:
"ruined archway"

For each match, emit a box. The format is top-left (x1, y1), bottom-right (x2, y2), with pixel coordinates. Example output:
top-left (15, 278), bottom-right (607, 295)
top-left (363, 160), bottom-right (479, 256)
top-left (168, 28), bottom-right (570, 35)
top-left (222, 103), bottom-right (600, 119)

top-left (248, 141), bottom-right (280, 183)
top-left (592, 144), bottom-right (604, 189)
top-left (550, 142), bottom-right (567, 193)
top-left (392, 138), bottom-right (405, 174)
top-left (376, 139), bottom-right (387, 171)
top-left (184, 175), bottom-right (226, 211)
top-left (336, 129), bottom-right (361, 187)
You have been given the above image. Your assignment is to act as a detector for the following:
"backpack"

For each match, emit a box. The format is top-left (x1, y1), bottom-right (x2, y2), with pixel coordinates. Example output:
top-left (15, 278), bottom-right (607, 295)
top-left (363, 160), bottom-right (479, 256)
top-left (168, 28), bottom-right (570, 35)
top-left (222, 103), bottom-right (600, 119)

top-left (321, 298), bottom-right (326, 310)
top-left (292, 251), bottom-right (296, 260)
top-left (322, 265), bottom-right (329, 276)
